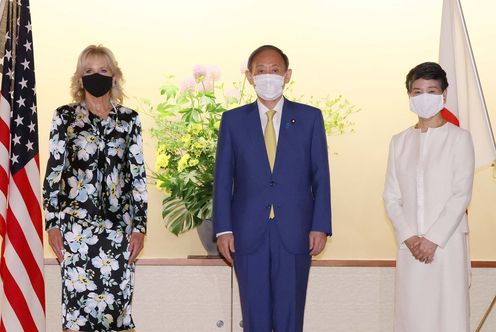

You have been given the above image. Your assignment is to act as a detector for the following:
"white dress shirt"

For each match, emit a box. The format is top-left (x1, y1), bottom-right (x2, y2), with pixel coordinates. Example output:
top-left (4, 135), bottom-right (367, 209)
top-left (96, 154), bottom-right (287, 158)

top-left (216, 98), bottom-right (285, 237)
top-left (257, 97), bottom-right (284, 144)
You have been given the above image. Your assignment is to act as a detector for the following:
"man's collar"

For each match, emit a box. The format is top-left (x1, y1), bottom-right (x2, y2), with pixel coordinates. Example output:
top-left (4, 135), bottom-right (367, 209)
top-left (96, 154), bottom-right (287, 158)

top-left (257, 97), bottom-right (284, 114)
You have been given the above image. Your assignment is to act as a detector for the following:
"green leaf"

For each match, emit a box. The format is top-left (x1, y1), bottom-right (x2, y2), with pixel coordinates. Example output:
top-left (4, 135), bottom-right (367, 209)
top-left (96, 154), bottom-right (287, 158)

top-left (160, 84), bottom-right (179, 100)
top-left (162, 196), bottom-right (198, 235)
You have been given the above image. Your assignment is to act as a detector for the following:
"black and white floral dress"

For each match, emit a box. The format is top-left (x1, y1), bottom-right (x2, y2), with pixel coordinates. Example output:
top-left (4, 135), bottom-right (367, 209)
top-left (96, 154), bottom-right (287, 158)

top-left (43, 102), bottom-right (147, 331)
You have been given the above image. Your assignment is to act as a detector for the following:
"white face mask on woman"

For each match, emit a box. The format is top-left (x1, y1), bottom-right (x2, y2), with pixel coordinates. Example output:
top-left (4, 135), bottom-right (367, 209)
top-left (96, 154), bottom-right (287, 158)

top-left (253, 74), bottom-right (285, 101)
top-left (409, 93), bottom-right (444, 119)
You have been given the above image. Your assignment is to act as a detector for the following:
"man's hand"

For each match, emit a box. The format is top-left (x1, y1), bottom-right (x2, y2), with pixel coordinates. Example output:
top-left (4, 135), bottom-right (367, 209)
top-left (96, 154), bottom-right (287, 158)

top-left (416, 237), bottom-right (438, 264)
top-left (309, 231), bottom-right (327, 256)
top-left (128, 232), bottom-right (145, 264)
top-left (48, 228), bottom-right (64, 263)
top-left (217, 233), bottom-right (235, 264)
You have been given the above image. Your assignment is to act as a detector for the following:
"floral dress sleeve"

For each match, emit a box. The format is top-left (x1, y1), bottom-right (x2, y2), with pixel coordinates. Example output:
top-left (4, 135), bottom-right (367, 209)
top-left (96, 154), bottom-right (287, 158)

top-left (43, 107), bottom-right (70, 230)
top-left (127, 113), bottom-right (148, 233)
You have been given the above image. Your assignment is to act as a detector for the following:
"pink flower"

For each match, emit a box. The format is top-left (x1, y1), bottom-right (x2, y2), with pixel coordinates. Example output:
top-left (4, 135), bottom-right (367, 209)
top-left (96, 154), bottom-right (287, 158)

top-left (206, 65), bottom-right (221, 81)
top-left (240, 59), bottom-right (249, 74)
top-left (199, 80), bottom-right (213, 92)
top-left (180, 77), bottom-right (196, 93)
top-left (192, 64), bottom-right (207, 81)
top-left (225, 88), bottom-right (241, 100)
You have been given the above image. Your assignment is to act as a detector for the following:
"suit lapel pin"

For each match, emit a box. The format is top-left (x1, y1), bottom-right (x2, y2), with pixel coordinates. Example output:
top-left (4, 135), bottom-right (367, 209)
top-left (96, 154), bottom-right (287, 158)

top-left (286, 119), bottom-right (296, 129)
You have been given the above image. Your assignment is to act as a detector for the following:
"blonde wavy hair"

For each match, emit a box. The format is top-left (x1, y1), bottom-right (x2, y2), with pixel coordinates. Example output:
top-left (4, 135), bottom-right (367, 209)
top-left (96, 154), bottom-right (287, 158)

top-left (70, 45), bottom-right (125, 103)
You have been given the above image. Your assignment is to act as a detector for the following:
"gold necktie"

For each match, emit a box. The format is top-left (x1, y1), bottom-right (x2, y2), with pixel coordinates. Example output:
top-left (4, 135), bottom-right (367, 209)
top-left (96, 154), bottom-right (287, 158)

top-left (264, 110), bottom-right (276, 218)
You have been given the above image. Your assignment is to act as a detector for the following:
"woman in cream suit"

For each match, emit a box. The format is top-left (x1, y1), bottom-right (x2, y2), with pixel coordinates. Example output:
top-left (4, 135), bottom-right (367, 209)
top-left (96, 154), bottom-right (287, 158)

top-left (384, 62), bottom-right (474, 332)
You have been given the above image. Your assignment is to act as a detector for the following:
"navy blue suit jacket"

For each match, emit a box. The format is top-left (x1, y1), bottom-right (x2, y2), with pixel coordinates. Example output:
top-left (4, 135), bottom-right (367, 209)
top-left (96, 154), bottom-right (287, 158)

top-left (213, 99), bottom-right (332, 255)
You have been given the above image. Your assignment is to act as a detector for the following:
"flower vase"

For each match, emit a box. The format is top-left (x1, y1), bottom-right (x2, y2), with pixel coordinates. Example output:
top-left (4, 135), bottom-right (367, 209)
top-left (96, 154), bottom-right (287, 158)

top-left (196, 219), bottom-right (220, 257)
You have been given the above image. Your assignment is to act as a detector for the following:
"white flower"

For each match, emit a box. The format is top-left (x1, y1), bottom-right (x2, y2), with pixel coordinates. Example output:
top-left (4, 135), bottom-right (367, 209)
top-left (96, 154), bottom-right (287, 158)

top-left (62, 303), bottom-right (67, 319)
top-left (51, 113), bottom-right (62, 130)
top-left (49, 133), bottom-right (65, 160)
top-left (119, 106), bottom-right (133, 114)
top-left (107, 228), bottom-right (124, 245)
top-left (132, 178), bottom-right (147, 203)
top-left (95, 219), bottom-right (113, 234)
top-left (123, 212), bottom-right (133, 232)
top-left (45, 164), bottom-right (63, 185)
top-left (107, 169), bottom-right (123, 209)
top-left (64, 267), bottom-right (97, 293)
top-left (130, 163), bottom-right (145, 179)
top-left (64, 223), bottom-right (98, 256)
top-left (74, 108), bottom-right (89, 128)
top-left (63, 207), bottom-right (88, 220)
top-left (108, 138), bottom-right (126, 158)
top-left (117, 304), bottom-right (132, 327)
top-left (129, 138), bottom-right (144, 164)
top-left (66, 309), bottom-right (87, 330)
top-left (123, 249), bottom-right (131, 262)
top-left (102, 313), bottom-right (114, 329)
top-left (91, 250), bottom-right (119, 275)
top-left (85, 291), bottom-right (115, 313)
top-left (119, 268), bottom-right (133, 293)
top-left (44, 211), bottom-right (56, 223)
top-left (115, 120), bottom-right (130, 133)
top-left (67, 169), bottom-right (96, 202)
top-left (74, 131), bottom-right (98, 161)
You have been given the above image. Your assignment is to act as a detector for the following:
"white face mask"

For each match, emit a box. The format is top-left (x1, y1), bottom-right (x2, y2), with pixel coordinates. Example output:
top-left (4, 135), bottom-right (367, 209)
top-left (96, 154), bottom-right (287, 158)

top-left (253, 74), bottom-right (285, 101)
top-left (409, 93), bottom-right (444, 119)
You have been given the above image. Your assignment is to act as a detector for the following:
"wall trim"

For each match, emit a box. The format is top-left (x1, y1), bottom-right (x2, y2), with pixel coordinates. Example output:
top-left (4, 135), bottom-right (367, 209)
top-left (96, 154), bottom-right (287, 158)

top-left (43, 257), bottom-right (496, 268)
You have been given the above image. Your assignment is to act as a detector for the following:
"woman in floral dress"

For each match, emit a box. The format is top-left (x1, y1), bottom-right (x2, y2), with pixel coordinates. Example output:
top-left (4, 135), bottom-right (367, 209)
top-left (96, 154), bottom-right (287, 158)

top-left (43, 45), bottom-right (147, 331)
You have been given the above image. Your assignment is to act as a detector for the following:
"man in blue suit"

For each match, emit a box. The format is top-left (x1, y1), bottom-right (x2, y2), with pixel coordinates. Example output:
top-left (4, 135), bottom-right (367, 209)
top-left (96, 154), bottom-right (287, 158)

top-left (213, 45), bottom-right (331, 332)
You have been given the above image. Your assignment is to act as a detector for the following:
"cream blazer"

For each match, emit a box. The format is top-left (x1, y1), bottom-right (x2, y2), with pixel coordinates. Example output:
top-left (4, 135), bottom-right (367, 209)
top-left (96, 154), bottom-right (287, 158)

top-left (384, 122), bottom-right (475, 248)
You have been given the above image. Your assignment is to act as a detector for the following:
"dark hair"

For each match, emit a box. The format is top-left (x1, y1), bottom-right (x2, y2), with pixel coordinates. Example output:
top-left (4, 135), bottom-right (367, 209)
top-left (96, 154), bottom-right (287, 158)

top-left (405, 62), bottom-right (449, 93)
top-left (247, 45), bottom-right (289, 72)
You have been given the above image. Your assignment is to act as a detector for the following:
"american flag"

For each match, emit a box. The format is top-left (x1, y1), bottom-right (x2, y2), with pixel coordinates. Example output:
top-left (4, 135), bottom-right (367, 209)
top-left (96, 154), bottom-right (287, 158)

top-left (0, 0), bottom-right (46, 331)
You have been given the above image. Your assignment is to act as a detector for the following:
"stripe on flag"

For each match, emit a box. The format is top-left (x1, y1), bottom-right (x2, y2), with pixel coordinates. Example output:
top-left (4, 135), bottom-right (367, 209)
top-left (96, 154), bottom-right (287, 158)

top-left (0, 0), bottom-right (46, 331)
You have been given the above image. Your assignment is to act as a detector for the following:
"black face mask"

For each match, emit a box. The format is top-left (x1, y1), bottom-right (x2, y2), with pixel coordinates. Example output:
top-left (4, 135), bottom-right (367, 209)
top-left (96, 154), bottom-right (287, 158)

top-left (82, 73), bottom-right (113, 97)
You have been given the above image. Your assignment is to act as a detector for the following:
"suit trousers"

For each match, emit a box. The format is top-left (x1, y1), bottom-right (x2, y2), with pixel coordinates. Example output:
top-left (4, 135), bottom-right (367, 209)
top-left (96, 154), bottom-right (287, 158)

top-left (233, 220), bottom-right (312, 332)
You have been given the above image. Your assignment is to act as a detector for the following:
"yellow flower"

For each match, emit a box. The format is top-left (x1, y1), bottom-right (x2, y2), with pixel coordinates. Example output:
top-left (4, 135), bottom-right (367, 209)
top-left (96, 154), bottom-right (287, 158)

top-left (157, 145), bottom-right (166, 154)
top-left (181, 134), bottom-right (191, 146)
top-left (155, 179), bottom-right (167, 193)
top-left (189, 123), bottom-right (202, 135)
top-left (196, 140), bottom-right (206, 148)
top-left (188, 158), bottom-right (199, 167)
top-left (155, 153), bottom-right (170, 170)
top-left (178, 153), bottom-right (190, 172)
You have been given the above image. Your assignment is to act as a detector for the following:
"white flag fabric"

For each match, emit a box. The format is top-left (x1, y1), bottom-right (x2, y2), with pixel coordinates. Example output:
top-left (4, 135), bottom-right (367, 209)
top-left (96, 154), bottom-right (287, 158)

top-left (439, 0), bottom-right (496, 168)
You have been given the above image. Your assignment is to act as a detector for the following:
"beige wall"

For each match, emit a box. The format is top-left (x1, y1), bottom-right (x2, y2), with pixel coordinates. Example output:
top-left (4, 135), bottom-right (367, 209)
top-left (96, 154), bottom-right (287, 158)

top-left (28, 0), bottom-right (496, 259)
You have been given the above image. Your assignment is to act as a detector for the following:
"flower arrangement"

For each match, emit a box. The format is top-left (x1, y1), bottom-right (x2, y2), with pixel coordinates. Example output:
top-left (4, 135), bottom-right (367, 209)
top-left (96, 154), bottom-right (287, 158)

top-left (140, 64), bottom-right (359, 236)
